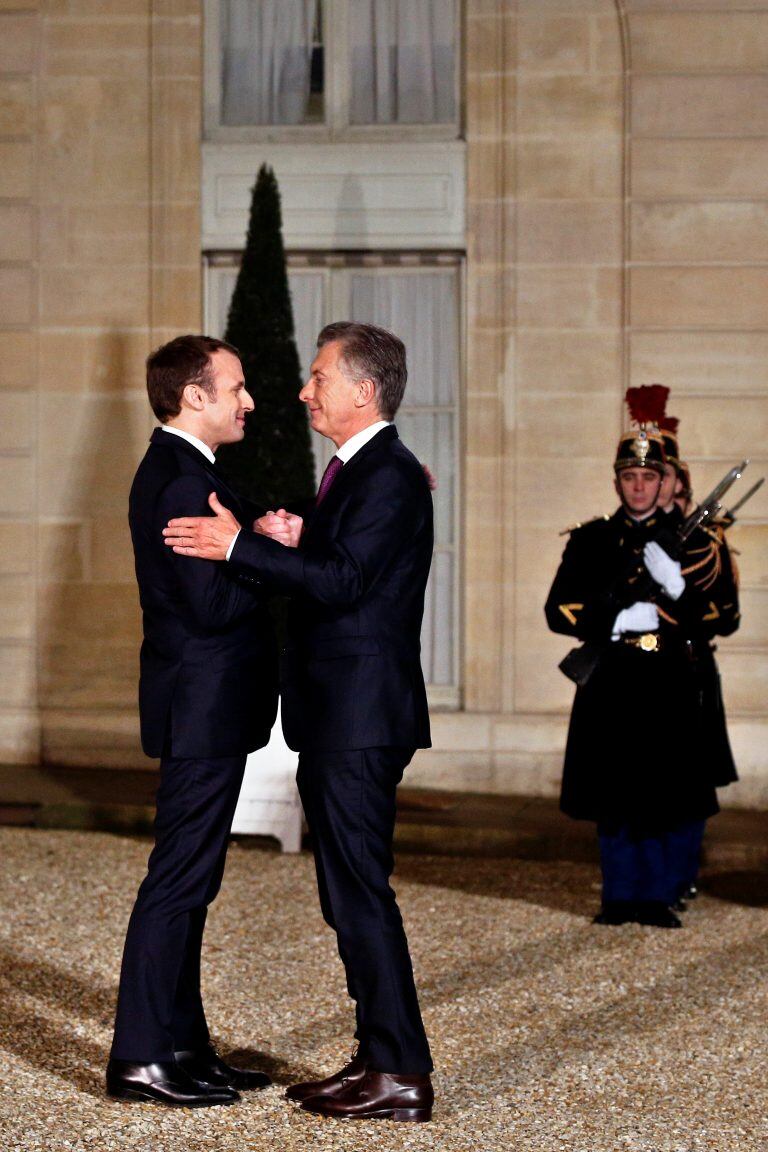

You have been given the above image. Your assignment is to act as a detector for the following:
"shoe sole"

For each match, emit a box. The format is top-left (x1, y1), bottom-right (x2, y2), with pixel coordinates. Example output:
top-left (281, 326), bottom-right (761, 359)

top-left (304, 1105), bottom-right (432, 1123)
top-left (107, 1086), bottom-right (237, 1108)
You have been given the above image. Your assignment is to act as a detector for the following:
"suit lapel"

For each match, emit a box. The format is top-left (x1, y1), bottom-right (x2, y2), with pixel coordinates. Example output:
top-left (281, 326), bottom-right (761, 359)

top-left (303, 425), bottom-right (399, 538)
top-left (149, 429), bottom-right (249, 521)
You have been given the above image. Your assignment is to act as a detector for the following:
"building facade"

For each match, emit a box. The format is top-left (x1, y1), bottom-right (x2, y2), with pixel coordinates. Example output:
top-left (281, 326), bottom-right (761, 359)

top-left (1, 0), bottom-right (766, 806)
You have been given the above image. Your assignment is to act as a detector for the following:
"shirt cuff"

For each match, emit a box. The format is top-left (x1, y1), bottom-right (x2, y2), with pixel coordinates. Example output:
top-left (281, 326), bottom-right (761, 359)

top-left (225, 528), bottom-right (241, 561)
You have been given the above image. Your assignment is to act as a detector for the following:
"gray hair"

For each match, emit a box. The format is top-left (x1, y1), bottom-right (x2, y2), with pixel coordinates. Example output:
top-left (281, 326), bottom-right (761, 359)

top-left (317, 321), bottom-right (407, 420)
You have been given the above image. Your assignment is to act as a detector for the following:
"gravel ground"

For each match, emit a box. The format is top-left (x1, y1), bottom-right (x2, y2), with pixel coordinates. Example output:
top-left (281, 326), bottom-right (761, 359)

top-left (0, 826), bottom-right (766, 1152)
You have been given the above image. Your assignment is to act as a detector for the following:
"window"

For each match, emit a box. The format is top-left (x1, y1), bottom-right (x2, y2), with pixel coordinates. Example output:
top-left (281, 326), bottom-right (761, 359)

top-left (206, 0), bottom-right (460, 140)
top-left (205, 252), bottom-right (462, 704)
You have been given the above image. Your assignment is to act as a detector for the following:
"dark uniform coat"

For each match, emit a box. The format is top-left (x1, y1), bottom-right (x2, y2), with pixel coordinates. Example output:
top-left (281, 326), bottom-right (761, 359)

top-left (544, 507), bottom-right (740, 835)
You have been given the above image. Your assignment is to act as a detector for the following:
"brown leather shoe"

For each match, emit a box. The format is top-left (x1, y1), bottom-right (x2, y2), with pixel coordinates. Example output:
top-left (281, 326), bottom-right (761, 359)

top-left (301, 1069), bottom-right (433, 1122)
top-left (285, 1051), bottom-right (367, 1102)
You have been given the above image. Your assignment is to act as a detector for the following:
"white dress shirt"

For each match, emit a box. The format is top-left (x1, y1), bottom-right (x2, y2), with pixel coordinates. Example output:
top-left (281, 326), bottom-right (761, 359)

top-left (160, 424), bottom-right (216, 465)
top-left (334, 420), bottom-right (392, 464)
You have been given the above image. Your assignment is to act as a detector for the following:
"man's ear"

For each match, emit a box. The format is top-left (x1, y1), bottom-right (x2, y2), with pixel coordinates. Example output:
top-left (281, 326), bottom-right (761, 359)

top-left (182, 382), bottom-right (208, 412)
top-left (354, 377), bottom-right (377, 409)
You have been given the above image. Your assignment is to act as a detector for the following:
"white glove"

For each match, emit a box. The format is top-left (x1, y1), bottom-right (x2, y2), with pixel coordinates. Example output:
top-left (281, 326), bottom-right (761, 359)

top-left (643, 541), bottom-right (685, 600)
top-left (611, 601), bottom-right (659, 640)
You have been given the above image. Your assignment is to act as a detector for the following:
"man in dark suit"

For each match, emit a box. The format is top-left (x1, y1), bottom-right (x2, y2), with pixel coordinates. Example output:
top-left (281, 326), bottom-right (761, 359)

top-left (163, 322), bottom-right (435, 1123)
top-left (107, 335), bottom-right (286, 1107)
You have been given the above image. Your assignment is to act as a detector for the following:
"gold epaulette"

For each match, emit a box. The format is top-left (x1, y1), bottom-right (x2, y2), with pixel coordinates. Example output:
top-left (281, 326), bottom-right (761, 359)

top-left (559, 514), bottom-right (610, 537)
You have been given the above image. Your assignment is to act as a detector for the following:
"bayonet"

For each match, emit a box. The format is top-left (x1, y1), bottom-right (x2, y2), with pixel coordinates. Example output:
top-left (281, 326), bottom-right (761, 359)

top-left (724, 476), bottom-right (764, 520)
top-left (680, 459), bottom-right (748, 541)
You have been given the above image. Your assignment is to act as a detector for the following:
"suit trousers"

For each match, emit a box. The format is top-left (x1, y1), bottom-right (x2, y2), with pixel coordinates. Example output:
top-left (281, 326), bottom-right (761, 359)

top-left (110, 752), bottom-right (247, 1062)
top-left (297, 746), bottom-right (433, 1076)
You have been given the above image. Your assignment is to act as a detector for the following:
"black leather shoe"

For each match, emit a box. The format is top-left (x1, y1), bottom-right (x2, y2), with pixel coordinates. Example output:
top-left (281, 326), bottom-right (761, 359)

top-left (671, 897), bottom-right (688, 913)
top-left (106, 1059), bottom-right (239, 1107)
top-left (593, 901), bottom-right (635, 926)
top-left (635, 902), bottom-right (683, 929)
top-left (286, 1051), bottom-right (367, 1103)
top-left (683, 884), bottom-right (698, 901)
top-left (301, 1069), bottom-right (433, 1122)
top-left (175, 1044), bottom-right (271, 1090)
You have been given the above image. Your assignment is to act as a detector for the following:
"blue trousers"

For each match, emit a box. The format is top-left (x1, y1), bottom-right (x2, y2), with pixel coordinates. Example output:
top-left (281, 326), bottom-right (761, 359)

top-left (666, 819), bottom-right (706, 896)
top-left (598, 825), bottom-right (678, 904)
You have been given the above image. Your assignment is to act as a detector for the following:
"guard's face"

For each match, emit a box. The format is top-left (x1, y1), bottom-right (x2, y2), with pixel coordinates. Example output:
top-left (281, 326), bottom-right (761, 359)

top-left (201, 350), bottom-right (254, 451)
top-left (300, 340), bottom-right (364, 447)
top-left (658, 463), bottom-right (683, 510)
top-left (616, 467), bottom-right (662, 516)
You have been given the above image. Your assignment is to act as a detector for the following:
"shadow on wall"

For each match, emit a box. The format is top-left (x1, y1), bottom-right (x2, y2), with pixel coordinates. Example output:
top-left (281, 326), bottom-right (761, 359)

top-left (37, 330), bottom-right (147, 770)
top-left (334, 173), bottom-right (366, 256)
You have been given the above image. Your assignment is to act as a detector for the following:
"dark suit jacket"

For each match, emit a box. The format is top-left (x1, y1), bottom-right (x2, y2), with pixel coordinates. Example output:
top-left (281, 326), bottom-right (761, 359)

top-left (229, 425), bottom-right (433, 753)
top-left (129, 428), bottom-right (278, 759)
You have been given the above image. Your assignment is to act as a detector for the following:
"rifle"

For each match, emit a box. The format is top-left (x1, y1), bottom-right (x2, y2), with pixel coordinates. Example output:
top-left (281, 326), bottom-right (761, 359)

top-left (718, 476), bottom-right (764, 529)
top-left (558, 460), bottom-right (748, 687)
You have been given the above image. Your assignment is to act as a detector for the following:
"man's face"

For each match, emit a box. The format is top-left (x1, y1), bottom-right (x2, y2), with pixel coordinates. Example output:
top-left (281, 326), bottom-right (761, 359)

top-left (200, 349), bottom-right (253, 451)
top-left (658, 462), bottom-right (683, 511)
top-left (300, 340), bottom-right (365, 447)
top-left (615, 467), bottom-right (662, 516)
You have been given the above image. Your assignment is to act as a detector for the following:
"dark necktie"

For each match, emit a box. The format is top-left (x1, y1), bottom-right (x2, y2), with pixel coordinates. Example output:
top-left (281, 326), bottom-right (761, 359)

top-left (316, 456), bottom-right (343, 505)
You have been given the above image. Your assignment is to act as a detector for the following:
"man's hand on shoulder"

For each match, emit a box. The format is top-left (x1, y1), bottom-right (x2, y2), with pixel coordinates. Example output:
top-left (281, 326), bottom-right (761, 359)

top-left (163, 491), bottom-right (241, 560)
top-left (255, 509), bottom-right (303, 548)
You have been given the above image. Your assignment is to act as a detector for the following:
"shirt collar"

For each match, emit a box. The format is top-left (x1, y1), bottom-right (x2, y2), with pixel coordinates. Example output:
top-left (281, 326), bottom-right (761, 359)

top-left (160, 425), bottom-right (216, 465)
top-left (335, 420), bottom-right (392, 465)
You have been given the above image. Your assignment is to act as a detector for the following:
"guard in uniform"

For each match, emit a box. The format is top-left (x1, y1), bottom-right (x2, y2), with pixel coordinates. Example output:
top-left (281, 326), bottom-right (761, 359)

top-left (545, 388), bottom-right (738, 928)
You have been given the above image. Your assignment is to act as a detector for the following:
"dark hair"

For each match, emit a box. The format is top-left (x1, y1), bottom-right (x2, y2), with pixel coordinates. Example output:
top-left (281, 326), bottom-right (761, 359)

top-left (317, 321), bottom-right (407, 420)
top-left (146, 334), bottom-right (240, 422)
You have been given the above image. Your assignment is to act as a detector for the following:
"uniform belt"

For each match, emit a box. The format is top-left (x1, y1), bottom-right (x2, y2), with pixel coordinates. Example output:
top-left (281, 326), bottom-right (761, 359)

top-left (623, 631), bottom-right (661, 653)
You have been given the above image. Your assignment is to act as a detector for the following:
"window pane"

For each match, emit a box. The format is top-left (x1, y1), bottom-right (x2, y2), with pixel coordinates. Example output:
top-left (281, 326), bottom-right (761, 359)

top-left (287, 269), bottom-right (332, 470)
top-left (221, 0), bottom-right (321, 126)
top-left (287, 270), bottom-right (325, 380)
top-left (347, 266), bottom-right (459, 690)
top-left (348, 270), bottom-right (458, 406)
top-left (349, 0), bottom-right (456, 125)
top-left (431, 551), bottom-right (454, 685)
top-left (216, 269), bottom-right (239, 336)
top-left (395, 410), bottom-right (454, 546)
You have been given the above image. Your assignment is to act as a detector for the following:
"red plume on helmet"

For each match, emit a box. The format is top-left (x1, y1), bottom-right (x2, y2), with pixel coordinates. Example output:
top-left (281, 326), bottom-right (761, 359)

top-left (625, 384), bottom-right (669, 428)
top-left (614, 384), bottom-right (668, 474)
top-left (659, 415), bottom-right (679, 434)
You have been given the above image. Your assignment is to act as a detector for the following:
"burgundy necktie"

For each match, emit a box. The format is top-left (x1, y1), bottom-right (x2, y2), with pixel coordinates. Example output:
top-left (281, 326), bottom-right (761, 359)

top-left (316, 456), bottom-right (343, 505)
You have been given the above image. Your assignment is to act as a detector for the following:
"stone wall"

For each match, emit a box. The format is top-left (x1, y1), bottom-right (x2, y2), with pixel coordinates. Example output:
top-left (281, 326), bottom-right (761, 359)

top-left (624, 0), bottom-right (768, 802)
top-left (411, 0), bottom-right (768, 807)
top-left (0, 0), bottom-right (201, 767)
top-left (0, 0), bottom-right (765, 807)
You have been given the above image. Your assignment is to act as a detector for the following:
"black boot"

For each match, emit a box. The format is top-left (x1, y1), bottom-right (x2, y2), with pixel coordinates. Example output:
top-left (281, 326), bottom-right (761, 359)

top-left (635, 902), bottom-right (683, 929)
top-left (593, 900), bottom-right (635, 925)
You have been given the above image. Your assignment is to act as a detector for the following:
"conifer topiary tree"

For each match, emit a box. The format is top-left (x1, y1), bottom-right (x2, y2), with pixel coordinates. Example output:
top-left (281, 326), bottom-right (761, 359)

top-left (217, 164), bottom-right (315, 507)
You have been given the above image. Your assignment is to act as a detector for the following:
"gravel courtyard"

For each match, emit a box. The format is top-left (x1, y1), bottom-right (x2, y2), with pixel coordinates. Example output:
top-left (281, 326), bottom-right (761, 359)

top-left (0, 826), bottom-right (766, 1152)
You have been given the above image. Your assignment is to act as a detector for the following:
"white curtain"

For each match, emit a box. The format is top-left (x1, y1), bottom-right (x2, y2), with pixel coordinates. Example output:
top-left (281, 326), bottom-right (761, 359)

top-left (349, 0), bottom-right (456, 125)
top-left (349, 270), bottom-right (459, 685)
top-left (221, 0), bottom-right (318, 126)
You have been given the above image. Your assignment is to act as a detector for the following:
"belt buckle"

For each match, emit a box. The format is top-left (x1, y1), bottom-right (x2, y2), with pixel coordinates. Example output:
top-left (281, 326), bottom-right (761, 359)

top-left (638, 632), bottom-right (659, 652)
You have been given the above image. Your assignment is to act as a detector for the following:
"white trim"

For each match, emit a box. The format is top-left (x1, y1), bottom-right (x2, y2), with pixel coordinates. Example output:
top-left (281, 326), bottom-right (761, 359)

top-left (202, 140), bottom-right (467, 250)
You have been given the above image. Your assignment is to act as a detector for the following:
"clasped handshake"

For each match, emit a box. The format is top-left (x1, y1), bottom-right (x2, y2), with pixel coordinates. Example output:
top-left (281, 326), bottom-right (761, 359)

top-left (162, 492), bottom-right (303, 561)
